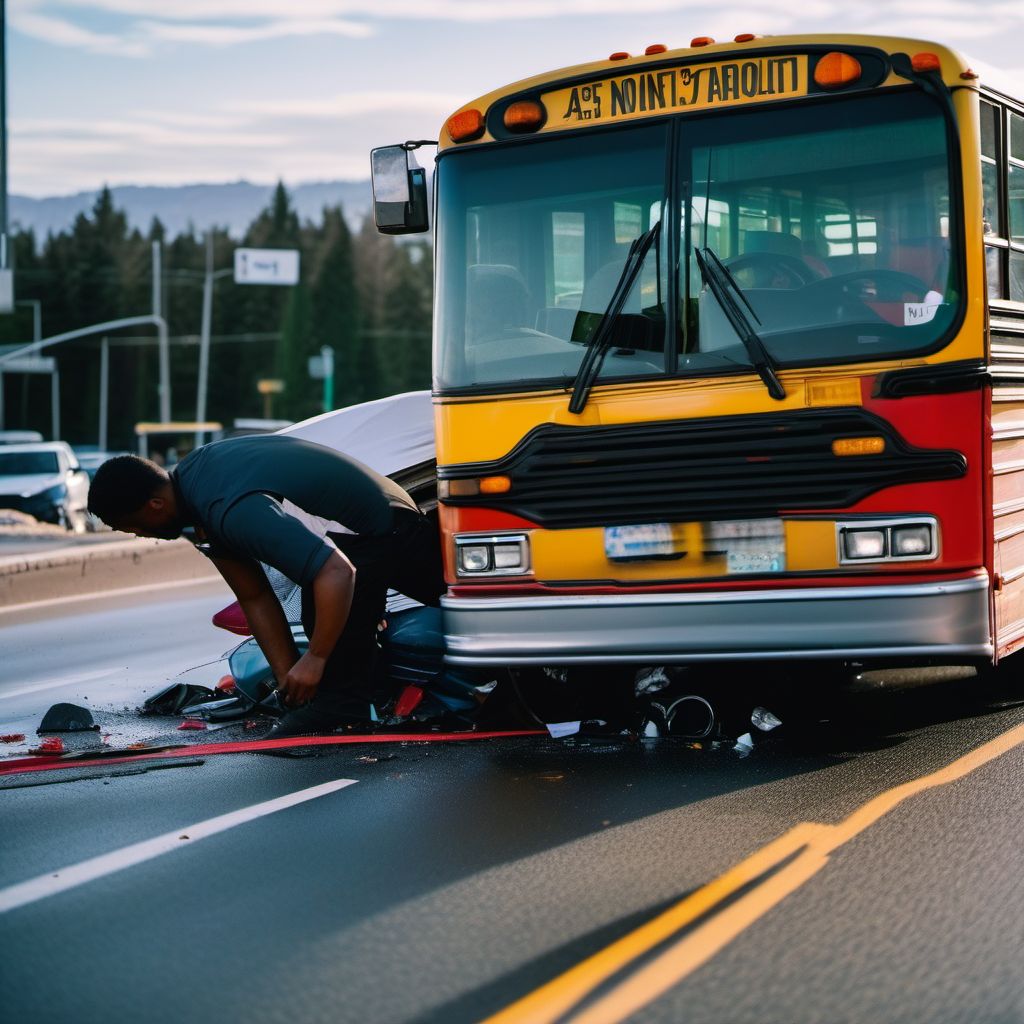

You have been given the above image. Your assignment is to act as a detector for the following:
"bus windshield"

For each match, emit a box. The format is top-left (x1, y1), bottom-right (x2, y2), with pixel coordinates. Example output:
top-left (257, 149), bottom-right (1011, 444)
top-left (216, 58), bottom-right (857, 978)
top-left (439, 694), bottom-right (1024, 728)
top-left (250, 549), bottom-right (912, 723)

top-left (435, 90), bottom-right (960, 393)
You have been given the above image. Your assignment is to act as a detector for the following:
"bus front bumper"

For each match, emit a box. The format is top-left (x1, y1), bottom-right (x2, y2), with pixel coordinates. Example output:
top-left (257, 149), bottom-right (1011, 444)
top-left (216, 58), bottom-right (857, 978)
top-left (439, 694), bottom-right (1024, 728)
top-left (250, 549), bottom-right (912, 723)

top-left (441, 572), bottom-right (993, 666)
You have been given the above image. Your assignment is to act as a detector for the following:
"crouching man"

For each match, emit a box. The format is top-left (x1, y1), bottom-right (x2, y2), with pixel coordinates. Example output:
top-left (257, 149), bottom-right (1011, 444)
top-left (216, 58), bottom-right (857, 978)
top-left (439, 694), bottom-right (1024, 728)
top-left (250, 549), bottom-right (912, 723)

top-left (87, 434), bottom-right (444, 737)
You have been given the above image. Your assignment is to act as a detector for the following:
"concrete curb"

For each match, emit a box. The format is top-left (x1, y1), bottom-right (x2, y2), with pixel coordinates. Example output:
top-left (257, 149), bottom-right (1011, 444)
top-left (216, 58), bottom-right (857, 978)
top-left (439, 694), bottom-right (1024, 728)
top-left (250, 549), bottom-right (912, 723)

top-left (0, 537), bottom-right (218, 609)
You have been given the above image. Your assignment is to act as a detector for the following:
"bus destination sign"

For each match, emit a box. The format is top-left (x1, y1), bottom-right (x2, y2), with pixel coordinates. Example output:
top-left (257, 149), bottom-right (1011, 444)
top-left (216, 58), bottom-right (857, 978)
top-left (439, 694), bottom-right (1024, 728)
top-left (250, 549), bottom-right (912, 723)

top-left (544, 55), bottom-right (808, 130)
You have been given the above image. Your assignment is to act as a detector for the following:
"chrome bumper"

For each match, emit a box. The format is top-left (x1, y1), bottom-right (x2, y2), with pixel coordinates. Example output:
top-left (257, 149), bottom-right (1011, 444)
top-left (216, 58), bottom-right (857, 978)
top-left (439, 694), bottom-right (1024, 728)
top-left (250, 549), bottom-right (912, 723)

top-left (441, 572), bottom-right (993, 665)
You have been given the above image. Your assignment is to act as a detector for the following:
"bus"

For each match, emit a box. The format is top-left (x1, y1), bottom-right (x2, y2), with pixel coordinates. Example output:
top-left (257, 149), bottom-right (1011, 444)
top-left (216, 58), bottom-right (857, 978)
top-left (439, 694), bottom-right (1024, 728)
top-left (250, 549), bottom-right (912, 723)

top-left (371, 33), bottom-right (1024, 679)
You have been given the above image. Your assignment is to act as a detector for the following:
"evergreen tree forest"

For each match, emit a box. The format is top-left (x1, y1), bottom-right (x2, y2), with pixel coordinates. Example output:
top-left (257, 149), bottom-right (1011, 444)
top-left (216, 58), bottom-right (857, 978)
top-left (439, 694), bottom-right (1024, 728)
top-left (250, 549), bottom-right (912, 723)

top-left (0, 183), bottom-right (433, 453)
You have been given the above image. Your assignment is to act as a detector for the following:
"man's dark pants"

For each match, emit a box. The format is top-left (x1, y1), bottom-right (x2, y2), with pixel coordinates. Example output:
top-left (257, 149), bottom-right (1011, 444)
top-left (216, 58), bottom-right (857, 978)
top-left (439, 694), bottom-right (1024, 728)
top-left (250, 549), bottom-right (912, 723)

top-left (300, 509), bottom-right (443, 709)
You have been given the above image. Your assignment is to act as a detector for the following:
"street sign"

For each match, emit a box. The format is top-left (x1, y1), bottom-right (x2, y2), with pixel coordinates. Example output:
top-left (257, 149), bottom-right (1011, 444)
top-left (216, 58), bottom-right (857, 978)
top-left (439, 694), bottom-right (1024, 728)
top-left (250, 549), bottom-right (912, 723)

top-left (234, 248), bottom-right (300, 286)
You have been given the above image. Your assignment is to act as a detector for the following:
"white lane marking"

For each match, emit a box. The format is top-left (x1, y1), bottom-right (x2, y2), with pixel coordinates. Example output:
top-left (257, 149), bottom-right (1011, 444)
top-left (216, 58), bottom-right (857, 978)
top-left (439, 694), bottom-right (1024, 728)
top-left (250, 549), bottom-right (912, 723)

top-left (0, 778), bottom-right (358, 914)
top-left (0, 667), bottom-right (124, 700)
top-left (0, 574), bottom-right (223, 616)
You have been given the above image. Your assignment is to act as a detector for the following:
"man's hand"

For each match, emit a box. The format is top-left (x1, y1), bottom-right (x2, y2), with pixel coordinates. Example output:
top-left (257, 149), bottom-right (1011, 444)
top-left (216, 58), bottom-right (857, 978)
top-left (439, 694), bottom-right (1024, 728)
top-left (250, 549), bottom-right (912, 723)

top-left (278, 651), bottom-right (327, 707)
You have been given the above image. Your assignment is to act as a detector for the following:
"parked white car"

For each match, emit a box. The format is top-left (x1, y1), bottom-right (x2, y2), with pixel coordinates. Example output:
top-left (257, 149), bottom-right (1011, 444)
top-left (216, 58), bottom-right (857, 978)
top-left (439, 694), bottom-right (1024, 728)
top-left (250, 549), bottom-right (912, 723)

top-left (0, 442), bottom-right (91, 532)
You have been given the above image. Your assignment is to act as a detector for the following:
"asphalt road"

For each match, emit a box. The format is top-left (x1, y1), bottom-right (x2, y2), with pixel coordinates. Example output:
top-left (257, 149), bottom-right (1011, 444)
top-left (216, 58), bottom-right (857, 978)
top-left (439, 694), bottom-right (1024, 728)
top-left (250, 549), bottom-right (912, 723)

top-left (2, 585), bottom-right (1024, 1024)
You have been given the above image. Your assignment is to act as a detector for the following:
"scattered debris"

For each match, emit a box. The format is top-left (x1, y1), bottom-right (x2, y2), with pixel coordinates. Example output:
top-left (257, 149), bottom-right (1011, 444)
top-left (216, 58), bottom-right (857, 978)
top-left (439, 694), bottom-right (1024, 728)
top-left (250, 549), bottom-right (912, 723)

top-left (177, 719), bottom-right (207, 731)
top-left (216, 675), bottom-right (237, 694)
top-left (394, 685), bottom-right (425, 717)
top-left (179, 697), bottom-right (242, 717)
top-left (38, 702), bottom-right (99, 734)
top-left (733, 732), bottom-right (755, 757)
top-left (1, 733), bottom-right (26, 743)
top-left (142, 683), bottom-right (220, 716)
top-left (29, 737), bottom-right (65, 756)
top-left (635, 667), bottom-right (672, 696)
top-left (751, 706), bottom-right (783, 732)
top-left (547, 721), bottom-right (581, 739)
top-left (642, 694), bottom-right (716, 739)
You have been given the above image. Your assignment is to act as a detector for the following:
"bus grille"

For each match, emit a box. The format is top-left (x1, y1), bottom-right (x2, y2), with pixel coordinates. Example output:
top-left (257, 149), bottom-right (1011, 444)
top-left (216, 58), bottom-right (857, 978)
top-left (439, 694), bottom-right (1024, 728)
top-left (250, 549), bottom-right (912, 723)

top-left (437, 409), bottom-right (967, 528)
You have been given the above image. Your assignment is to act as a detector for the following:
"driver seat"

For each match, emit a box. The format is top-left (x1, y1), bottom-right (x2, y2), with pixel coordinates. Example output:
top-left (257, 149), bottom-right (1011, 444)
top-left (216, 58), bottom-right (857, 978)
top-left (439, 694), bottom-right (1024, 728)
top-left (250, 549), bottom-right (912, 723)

top-left (466, 264), bottom-right (530, 342)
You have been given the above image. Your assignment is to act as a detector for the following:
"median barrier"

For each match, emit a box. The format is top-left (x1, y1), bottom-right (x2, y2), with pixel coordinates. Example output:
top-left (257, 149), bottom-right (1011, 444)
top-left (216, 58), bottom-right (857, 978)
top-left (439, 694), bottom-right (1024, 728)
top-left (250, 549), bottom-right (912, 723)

top-left (0, 537), bottom-right (219, 608)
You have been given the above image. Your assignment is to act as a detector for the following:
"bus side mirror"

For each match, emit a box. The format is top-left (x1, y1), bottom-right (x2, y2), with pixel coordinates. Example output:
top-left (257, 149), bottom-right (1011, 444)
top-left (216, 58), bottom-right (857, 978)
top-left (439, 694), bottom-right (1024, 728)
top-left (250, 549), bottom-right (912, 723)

top-left (371, 145), bottom-right (429, 235)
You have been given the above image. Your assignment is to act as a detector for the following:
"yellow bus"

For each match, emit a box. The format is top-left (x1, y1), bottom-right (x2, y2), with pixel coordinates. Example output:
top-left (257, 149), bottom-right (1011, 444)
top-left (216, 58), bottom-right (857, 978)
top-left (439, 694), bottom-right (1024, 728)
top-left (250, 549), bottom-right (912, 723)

top-left (371, 33), bottom-right (1024, 675)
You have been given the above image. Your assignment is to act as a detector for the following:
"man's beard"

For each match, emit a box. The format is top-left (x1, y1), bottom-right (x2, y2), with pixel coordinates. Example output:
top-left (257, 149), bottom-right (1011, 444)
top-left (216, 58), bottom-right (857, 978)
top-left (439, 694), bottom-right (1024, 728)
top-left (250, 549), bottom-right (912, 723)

top-left (150, 518), bottom-right (184, 540)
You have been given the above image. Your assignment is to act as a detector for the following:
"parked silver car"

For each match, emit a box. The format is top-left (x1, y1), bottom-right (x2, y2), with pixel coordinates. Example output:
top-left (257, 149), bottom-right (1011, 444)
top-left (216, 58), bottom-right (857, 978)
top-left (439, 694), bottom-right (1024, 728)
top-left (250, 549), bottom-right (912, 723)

top-left (0, 442), bottom-right (91, 532)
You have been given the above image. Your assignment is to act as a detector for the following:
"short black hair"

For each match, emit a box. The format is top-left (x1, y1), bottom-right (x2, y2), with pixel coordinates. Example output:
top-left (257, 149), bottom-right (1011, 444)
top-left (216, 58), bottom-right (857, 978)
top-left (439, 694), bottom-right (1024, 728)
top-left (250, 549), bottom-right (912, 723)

top-left (88, 455), bottom-right (167, 524)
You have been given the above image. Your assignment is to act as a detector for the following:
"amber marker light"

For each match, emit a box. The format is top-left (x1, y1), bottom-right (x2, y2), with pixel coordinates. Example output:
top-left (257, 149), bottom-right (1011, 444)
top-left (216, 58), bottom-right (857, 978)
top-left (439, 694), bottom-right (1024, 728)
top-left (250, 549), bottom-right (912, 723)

top-left (503, 100), bottom-right (545, 133)
top-left (446, 109), bottom-right (485, 143)
top-left (814, 52), bottom-right (862, 89)
top-left (645, 43), bottom-right (668, 55)
top-left (480, 475), bottom-right (512, 495)
top-left (911, 52), bottom-right (942, 72)
top-left (609, 51), bottom-right (631, 60)
top-left (833, 437), bottom-right (886, 456)
top-left (690, 36), bottom-right (715, 47)
top-left (734, 33), bottom-right (758, 42)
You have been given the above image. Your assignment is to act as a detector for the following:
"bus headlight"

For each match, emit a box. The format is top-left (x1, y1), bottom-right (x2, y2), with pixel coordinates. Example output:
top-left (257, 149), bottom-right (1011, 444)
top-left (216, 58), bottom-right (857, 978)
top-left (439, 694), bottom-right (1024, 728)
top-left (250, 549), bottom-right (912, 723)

top-left (837, 518), bottom-right (938, 564)
top-left (455, 534), bottom-right (530, 577)
top-left (843, 529), bottom-right (886, 560)
top-left (891, 524), bottom-right (933, 557)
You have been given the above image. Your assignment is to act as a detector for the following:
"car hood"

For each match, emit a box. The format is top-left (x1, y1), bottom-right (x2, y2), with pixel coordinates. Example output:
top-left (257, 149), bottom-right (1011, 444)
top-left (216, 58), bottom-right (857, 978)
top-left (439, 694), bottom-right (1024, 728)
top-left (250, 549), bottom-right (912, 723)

top-left (0, 473), bottom-right (64, 497)
top-left (279, 391), bottom-right (435, 476)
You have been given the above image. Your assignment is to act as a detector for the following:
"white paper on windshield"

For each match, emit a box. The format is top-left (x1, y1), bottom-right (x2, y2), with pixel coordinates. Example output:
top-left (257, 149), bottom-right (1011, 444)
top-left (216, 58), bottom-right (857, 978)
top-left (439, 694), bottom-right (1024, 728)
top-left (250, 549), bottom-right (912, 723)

top-left (904, 291), bottom-right (946, 327)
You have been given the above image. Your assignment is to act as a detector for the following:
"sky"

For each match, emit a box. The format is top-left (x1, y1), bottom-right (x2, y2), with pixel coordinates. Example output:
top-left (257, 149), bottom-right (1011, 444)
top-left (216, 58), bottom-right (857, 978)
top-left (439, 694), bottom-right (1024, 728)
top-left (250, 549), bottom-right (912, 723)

top-left (6, 0), bottom-right (1024, 197)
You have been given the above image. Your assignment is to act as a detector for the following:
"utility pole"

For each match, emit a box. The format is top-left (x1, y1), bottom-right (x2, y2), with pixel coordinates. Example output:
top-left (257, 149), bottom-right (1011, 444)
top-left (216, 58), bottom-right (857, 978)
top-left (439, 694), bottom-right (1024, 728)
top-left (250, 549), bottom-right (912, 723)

top-left (195, 232), bottom-right (232, 447)
top-left (0, 0), bottom-right (14, 316)
top-left (321, 345), bottom-right (335, 412)
top-left (98, 337), bottom-right (109, 451)
top-left (152, 241), bottom-right (170, 422)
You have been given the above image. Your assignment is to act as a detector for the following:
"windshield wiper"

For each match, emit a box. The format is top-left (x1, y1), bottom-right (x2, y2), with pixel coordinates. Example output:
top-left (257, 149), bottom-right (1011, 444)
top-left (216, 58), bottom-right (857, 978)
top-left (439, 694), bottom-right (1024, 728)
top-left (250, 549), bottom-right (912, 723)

top-left (694, 245), bottom-right (786, 401)
top-left (568, 221), bottom-right (661, 415)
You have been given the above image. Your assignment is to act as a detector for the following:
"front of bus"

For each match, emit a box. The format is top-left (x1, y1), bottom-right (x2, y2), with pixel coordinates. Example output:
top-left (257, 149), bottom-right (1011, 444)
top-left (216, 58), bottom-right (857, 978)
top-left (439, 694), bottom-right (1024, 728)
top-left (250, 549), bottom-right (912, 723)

top-left (430, 35), bottom-right (990, 669)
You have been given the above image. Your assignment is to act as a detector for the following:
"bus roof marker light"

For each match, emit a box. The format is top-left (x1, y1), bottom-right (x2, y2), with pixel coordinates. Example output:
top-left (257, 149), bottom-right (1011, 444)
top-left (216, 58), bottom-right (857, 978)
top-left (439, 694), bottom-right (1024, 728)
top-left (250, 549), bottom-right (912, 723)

top-left (503, 100), bottom-right (545, 133)
top-left (645, 43), bottom-right (668, 55)
top-left (609, 51), bottom-right (631, 61)
top-left (960, 69), bottom-right (979, 80)
top-left (734, 33), bottom-right (758, 43)
top-left (690, 37), bottom-right (715, 48)
top-left (911, 52), bottom-right (942, 73)
top-left (446, 109), bottom-right (485, 143)
top-left (814, 52), bottom-right (862, 90)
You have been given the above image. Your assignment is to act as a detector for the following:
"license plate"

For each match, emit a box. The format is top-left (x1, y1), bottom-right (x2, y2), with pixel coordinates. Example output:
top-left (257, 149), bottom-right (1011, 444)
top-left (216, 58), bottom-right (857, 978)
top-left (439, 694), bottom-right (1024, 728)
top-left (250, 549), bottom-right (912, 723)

top-left (726, 546), bottom-right (786, 575)
top-left (604, 522), bottom-right (676, 561)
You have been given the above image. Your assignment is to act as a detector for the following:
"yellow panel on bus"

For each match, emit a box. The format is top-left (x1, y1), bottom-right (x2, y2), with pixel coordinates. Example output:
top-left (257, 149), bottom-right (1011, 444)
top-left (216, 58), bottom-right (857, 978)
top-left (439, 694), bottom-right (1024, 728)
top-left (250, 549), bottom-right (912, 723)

top-left (543, 56), bottom-right (809, 132)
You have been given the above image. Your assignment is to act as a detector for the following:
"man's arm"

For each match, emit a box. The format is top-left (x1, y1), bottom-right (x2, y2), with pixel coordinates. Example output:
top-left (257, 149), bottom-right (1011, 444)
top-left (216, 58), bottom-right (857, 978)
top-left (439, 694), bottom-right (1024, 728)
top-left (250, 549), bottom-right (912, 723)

top-left (277, 549), bottom-right (356, 706)
top-left (210, 555), bottom-right (299, 688)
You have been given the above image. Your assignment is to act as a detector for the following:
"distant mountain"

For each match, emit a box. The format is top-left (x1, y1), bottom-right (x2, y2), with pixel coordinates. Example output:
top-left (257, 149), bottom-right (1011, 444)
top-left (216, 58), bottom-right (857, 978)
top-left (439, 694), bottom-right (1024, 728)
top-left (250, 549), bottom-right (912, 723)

top-left (9, 180), bottom-right (374, 241)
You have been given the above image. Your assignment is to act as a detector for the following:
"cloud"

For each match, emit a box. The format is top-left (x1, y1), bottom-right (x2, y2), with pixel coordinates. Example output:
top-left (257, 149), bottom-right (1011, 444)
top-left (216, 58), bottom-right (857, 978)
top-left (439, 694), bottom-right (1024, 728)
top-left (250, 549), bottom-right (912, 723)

top-left (8, 9), bottom-right (150, 57)
top-left (228, 91), bottom-right (466, 120)
top-left (139, 18), bottom-right (373, 47)
top-left (38, 0), bottom-right (701, 22)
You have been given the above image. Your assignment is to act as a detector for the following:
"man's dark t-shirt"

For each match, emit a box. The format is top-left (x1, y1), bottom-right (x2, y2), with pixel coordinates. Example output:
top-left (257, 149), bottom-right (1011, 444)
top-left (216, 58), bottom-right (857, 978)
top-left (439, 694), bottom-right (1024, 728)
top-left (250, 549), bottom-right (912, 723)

top-left (172, 434), bottom-right (419, 587)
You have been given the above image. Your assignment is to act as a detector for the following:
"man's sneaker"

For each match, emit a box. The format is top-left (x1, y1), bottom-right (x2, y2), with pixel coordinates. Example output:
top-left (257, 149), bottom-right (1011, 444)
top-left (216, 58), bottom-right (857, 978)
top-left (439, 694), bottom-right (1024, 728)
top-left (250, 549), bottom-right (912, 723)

top-left (267, 693), bottom-right (373, 739)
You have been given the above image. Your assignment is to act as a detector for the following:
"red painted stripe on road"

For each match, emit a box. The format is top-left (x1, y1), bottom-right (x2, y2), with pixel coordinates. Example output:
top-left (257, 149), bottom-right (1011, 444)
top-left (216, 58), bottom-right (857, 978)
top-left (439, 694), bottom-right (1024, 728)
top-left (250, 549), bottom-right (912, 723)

top-left (0, 729), bottom-right (545, 777)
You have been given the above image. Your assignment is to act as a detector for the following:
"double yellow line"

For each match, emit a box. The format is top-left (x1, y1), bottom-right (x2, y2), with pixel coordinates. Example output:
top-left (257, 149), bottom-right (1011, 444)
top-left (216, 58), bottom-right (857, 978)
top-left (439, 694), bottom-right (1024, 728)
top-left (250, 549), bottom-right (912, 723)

top-left (485, 721), bottom-right (1024, 1024)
